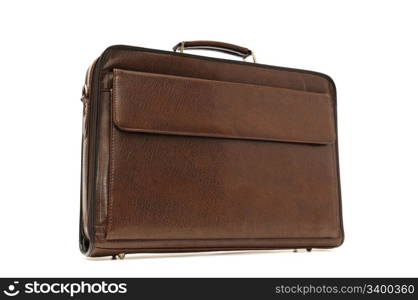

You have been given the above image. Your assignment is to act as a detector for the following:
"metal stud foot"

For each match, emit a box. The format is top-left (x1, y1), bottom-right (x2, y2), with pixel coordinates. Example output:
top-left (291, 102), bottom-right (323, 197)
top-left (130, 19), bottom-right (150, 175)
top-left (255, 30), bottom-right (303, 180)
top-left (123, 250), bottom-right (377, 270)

top-left (117, 253), bottom-right (126, 260)
top-left (306, 248), bottom-right (312, 252)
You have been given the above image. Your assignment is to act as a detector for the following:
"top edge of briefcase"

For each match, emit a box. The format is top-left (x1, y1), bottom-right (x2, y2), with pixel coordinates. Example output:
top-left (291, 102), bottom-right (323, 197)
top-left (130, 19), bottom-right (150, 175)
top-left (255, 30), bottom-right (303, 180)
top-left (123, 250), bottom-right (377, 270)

top-left (98, 44), bottom-right (337, 93)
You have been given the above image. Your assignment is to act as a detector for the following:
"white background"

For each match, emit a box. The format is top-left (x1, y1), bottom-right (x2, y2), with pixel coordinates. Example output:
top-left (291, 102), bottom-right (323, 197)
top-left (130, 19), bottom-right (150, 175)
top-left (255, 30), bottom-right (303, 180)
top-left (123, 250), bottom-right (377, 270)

top-left (0, 0), bottom-right (417, 277)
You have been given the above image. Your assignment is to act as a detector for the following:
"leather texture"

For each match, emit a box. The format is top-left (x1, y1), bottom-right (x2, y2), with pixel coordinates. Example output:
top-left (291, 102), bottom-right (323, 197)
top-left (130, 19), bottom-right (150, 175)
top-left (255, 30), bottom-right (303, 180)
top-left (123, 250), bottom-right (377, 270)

top-left (80, 44), bottom-right (344, 257)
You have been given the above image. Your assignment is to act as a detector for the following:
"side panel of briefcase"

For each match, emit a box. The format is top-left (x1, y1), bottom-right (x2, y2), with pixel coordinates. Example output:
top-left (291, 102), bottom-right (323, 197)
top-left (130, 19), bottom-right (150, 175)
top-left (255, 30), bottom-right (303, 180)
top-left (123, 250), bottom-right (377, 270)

top-left (80, 66), bottom-right (92, 253)
top-left (80, 59), bottom-right (111, 254)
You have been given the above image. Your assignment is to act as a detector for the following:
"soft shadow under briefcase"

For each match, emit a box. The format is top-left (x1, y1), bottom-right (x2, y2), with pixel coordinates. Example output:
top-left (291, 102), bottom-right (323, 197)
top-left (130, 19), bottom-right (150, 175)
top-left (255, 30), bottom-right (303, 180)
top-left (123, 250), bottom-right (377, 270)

top-left (80, 41), bottom-right (344, 258)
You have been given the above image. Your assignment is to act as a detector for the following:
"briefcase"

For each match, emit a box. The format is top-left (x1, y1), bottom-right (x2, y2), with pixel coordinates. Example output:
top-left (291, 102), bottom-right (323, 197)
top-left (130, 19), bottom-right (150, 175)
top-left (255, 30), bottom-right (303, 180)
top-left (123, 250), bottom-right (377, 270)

top-left (80, 41), bottom-right (344, 258)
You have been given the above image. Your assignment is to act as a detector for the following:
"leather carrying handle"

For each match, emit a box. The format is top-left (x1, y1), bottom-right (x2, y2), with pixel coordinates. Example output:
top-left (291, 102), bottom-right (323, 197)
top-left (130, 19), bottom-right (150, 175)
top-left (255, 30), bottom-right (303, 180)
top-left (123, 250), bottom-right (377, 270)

top-left (173, 40), bottom-right (256, 62)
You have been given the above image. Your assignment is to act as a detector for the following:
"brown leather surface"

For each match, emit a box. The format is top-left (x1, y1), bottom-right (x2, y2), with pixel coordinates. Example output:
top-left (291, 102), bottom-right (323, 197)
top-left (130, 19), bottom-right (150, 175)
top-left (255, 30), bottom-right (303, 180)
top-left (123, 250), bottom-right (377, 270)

top-left (107, 133), bottom-right (339, 240)
top-left (99, 48), bottom-right (331, 93)
top-left (80, 45), bottom-right (343, 257)
top-left (112, 69), bottom-right (335, 144)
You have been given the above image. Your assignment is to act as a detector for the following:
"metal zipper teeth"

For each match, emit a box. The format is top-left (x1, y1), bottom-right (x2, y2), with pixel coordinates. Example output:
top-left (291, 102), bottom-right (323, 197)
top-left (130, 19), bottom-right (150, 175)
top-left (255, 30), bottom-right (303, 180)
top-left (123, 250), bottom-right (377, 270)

top-left (79, 59), bottom-right (98, 253)
top-left (85, 57), bottom-right (101, 254)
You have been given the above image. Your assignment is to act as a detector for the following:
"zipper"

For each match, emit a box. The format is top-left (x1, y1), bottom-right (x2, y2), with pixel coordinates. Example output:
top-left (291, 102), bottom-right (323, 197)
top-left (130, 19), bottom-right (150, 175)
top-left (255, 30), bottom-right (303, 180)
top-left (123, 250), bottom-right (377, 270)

top-left (80, 58), bottom-right (98, 254)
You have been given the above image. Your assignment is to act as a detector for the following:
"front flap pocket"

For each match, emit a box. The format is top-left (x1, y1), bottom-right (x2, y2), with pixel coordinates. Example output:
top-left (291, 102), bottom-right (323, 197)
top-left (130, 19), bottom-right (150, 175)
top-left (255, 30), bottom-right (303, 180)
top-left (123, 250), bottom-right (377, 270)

top-left (112, 69), bottom-right (335, 145)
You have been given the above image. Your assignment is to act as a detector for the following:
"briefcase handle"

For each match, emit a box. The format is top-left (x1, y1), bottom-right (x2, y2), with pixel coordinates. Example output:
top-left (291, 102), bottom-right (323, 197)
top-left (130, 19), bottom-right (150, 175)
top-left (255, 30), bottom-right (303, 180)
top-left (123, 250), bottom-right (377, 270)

top-left (173, 40), bottom-right (256, 63)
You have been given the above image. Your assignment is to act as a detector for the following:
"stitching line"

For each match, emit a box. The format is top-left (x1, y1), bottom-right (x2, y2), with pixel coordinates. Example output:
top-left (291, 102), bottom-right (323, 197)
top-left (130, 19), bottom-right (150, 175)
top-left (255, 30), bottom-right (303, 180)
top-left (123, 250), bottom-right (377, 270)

top-left (107, 71), bottom-right (118, 236)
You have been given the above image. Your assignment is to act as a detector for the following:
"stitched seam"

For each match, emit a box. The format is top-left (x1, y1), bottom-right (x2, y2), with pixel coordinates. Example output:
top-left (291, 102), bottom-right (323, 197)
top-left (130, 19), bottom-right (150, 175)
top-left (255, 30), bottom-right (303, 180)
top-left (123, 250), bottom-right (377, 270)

top-left (107, 71), bottom-right (118, 236)
top-left (113, 126), bottom-right (334, 145)
top-left (107, 45), bottom-right (333, 85)
top-left (116, 67), bottom-right (329, 95)
top-left (326, 78), bottom-right (341, 238)
top-left (94, 239), bottom-right (341, 251)
top-left (101, 236), bottom-right (340, 243)
top-left (330, 127), bottom-right (341, 238)
top-left (326, 97), bottom-right (336, 142)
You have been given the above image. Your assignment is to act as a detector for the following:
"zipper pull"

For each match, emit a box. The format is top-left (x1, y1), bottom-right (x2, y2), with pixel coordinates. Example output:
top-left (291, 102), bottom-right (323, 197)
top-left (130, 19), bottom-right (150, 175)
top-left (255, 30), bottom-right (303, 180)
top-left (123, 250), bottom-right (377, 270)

top-left (81, 83), bottom-right (88, 101)
top-left (81, 84), bottom-right (89, 138)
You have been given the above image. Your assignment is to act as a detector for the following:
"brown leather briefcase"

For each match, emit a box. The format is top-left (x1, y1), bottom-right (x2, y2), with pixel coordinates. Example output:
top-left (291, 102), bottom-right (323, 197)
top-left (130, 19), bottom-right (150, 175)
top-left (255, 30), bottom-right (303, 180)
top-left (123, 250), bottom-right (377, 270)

top-left (80, 41), bottom-right (344, 258)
